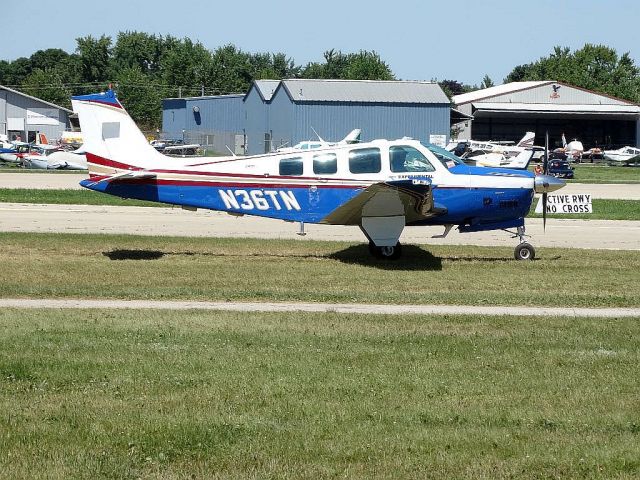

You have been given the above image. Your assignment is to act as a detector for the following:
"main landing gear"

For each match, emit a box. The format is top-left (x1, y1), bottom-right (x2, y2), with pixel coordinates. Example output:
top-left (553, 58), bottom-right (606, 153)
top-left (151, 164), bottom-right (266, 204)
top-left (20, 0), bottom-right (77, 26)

top-left (512, 225), bottom-right (535, 261)
top-left (369, 241), bottom-right (403, 260)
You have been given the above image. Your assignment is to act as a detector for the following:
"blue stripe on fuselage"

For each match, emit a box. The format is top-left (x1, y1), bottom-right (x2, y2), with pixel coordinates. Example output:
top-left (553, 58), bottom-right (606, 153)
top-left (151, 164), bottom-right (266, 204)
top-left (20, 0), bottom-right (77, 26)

top-left (81, 177), bottom-right (534, 227)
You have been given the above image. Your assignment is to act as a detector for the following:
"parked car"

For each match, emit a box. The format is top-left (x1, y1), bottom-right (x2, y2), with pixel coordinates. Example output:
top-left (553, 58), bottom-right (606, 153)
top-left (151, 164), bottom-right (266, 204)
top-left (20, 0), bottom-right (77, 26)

top-left (548, 159), bottom-right (574, 179)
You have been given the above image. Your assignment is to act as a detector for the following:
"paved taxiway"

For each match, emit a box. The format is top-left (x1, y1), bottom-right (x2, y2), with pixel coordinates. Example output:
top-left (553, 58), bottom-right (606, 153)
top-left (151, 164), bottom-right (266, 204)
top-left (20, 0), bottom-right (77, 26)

top-left (1, 203), bottom-right (639, 250)
top-left (1, 298), bottom-right (638, 318)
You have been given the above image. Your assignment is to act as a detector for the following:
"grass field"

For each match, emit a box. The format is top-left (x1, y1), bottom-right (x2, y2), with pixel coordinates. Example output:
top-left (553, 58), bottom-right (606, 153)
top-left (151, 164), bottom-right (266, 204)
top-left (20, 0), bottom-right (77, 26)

top-left (567, 164), bottom-right (640, 184)
top-left (0, 188), bottom-right (163, 208)
top-left (527, 198), bottom-right (640, 220)
top-left (1, 309), bottom-right (638, 479)
top-left (1, 232), bottom-right (639, 308)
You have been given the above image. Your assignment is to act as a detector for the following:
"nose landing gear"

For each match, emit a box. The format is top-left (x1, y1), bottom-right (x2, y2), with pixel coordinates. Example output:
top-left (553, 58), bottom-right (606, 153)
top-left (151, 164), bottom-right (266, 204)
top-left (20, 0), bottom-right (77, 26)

top-left (512, 225), bottom-right (535, 261)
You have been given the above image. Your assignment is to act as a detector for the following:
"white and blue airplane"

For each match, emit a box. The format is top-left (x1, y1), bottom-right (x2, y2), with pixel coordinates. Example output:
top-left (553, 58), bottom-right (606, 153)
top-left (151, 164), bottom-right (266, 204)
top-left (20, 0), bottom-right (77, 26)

top-left (71, 89), bottom-right (566, 261)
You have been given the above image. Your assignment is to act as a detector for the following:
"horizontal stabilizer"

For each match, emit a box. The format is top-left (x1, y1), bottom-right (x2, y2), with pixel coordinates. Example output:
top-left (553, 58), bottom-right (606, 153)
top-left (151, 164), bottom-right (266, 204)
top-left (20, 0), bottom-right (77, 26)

top-left (88, 170), bottom-right (157, 186)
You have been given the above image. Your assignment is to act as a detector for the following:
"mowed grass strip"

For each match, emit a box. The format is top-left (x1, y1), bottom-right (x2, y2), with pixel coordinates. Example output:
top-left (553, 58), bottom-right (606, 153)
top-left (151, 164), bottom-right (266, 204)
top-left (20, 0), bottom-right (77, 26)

top-left (1, 309), bottom-right (639, 479)
top-left (527, 198), bottom-right (640, 220)
top-left (1, 232), bottom-right (639, 307)
top-left (567, 164), bottom-right (640, 184)
top-left (0, 188), bottom-right (162, 207)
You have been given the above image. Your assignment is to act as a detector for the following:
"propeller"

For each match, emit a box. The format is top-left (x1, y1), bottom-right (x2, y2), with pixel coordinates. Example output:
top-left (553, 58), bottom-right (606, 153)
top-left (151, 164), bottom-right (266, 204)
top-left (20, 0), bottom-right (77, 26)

top-left (542, 131), bottom-right (549, 231)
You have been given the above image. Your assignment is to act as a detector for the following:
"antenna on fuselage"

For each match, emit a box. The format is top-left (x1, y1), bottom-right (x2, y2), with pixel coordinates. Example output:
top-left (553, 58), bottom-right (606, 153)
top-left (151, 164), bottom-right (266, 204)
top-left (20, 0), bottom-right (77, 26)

top-left (225, 145), bottom-right (237, 158)
top-left (310, 126), bottom-right (326, 144)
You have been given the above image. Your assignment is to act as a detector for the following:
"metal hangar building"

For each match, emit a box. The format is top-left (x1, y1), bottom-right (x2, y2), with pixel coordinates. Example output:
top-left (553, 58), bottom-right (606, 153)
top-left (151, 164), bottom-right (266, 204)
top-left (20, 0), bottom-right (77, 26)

top-left (162, 79), bottom-right (451, 155)
top-left (245, 79), bottom-right (451, 155)
top-left (0, 85), bottom-right (73, 143)
top-left (452, 81), bottom-right (640, 149)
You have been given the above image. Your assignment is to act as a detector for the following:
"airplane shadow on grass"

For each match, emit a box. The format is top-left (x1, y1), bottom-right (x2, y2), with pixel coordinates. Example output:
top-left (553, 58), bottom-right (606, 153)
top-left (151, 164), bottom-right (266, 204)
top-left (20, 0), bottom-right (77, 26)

top-left (103, 249), bottom-right (165, 260)
top-left (328, 244), bottom-right (443, 271)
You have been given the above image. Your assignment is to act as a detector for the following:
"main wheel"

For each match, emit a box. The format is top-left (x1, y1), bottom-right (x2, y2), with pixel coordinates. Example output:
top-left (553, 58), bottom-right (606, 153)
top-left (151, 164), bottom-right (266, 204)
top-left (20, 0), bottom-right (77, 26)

top-left (369, 242), bottom-right (402, 260)
top-left (514, 242), bottom-right (535, 261)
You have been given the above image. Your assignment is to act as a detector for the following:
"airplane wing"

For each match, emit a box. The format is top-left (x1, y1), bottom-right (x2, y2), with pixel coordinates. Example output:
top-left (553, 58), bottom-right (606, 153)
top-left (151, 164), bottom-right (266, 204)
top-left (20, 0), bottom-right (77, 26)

top-left (321, 177), bottom-right (445, 225)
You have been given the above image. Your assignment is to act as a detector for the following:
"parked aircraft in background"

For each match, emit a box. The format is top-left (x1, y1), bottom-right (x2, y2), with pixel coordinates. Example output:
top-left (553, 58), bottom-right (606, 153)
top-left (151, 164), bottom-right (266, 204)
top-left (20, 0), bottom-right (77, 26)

top-left (447, 132), bottom-right (539, 169)
top-left (603, 146), bottom-right (640, 166)
top-left (277, 129), bottom-right (362, 153)
top-left (72, 90), bottom-right (565, 261)
top-left (22, 146), bottom-right (88, 170)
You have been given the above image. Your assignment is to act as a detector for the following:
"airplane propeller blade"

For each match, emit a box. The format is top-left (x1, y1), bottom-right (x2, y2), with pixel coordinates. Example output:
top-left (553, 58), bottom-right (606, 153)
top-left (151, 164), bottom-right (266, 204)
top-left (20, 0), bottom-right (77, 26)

top-left (542, 192), bottom-right (547, 231)
top-left (544, 131), bottom-right (549, 175)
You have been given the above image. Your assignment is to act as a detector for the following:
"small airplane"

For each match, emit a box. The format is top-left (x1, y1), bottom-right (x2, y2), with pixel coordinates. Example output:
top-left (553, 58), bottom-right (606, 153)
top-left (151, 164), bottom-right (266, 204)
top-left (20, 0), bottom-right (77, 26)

top-left (277, 129), bottom-right (362, 153)
top-left (22, 146), bottom-right (88, 170)
top-left (71, 89), bottom-right (566, 261)
top-left (447, 132), bottom-right (541, 169)
top-left (603, 146), bottom-right (640, 166)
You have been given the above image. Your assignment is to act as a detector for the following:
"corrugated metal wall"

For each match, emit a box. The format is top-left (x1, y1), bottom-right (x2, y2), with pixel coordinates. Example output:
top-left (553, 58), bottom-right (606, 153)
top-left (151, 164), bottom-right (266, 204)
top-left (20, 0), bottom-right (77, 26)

top-left (244, 89), bottom-right (270, 155)
top-left (1, 90), bottom-right (69, 141)
top-left (268, 90), bottom-right (296, 150)
top-left (264, 93), bottom-right (450, 150)
top-left (162, 96), bottom-right (245, 153)
top-left (161, 99), bottom-right (186, 138)
top-left (292, 102), bottom-right (450, 145)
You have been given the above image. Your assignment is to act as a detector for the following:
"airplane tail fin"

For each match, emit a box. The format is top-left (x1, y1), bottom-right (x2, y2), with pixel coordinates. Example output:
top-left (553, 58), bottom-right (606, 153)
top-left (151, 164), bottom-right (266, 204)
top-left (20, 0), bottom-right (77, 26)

top-left (506, 150), bottom-right (534, 169)
top-left (71, 89), bottom-right (169, 176)
top-left (342, 129), bottom-right (362, 144)
top-left (517, 131), bottom-right (535, 148)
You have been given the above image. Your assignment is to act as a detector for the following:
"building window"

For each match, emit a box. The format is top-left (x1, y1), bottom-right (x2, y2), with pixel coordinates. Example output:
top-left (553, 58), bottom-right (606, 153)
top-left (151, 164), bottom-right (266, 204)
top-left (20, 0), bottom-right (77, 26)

top-left (349, 148), bottom-right (381, 174)
top-left (389, 145), bottom-right (435, 172)
top-left (279, 157), bottom-right (303, 176)
top-left (313, 152), bottom-right (337, 174)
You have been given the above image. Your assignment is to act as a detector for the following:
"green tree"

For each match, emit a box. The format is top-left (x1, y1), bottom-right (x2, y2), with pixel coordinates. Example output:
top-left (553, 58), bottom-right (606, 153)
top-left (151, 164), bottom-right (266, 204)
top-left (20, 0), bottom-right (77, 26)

top-left (30, 49), bottom-right (70, 71)
top-left (480, 74), bottom-right (494, 89)
top-left (504, 44), bottom-right (640, 103)
top-left (21, 68), bottom-right (71, 108)
top-left (115, 66), bottom-right (163, 129)
top-left (76, 35), bottom-right (112, 84)
top-left (438, 79), bottom-right (473, 98)
top-left (209, 44), bottom-right (252, 94)
top-left (301, 49), bottom-right (394, 80)
top-left (161, 39), bottom-right (214, 97)
top-left (111, 31), bottom-right (171, 78)
top-left (0, 57), bottom-right (32, 86)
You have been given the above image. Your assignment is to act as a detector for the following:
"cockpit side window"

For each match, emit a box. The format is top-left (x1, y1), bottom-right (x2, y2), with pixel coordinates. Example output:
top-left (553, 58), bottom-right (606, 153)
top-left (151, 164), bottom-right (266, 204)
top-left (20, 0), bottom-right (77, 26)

top-left (313, 152), bottom-right (337, 174)
top-left (349, 147), bottom-right (381, 174)
top-left (279, 156), bottom-right (303, 176)
top-left (389, 145), bottom-right (435, 172)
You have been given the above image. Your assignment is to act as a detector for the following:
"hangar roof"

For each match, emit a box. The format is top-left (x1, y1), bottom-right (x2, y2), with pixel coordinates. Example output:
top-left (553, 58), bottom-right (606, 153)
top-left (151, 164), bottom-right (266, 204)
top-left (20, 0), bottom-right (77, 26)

top-left (278, 79), bottom-right (450, 104)
top-left (251, 80), bottom-right (280, 102)
top-left (453, 81), bottom-right (550, 105)
top-left (0, 84), bottom-right (73, 113)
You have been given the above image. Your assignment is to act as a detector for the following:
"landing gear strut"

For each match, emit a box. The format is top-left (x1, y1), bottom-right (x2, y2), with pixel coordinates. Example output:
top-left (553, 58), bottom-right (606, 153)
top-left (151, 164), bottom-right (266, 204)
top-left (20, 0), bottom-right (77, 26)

top-left (513, 225), bottom-right (535, 261)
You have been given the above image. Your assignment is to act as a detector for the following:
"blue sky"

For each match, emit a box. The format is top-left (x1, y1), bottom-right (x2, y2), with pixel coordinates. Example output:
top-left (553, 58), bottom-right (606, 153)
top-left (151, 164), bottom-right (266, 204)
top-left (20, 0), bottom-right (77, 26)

top-left (2, 0), bottom-right (638, 86)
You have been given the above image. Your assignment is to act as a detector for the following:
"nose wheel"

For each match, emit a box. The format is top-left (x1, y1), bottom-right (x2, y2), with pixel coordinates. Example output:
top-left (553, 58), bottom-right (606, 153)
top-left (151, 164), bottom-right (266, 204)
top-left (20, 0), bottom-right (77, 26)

top-left (512, 225), bottom-right (535, 261)
top-left (514, 242), bottom-right (535, 261)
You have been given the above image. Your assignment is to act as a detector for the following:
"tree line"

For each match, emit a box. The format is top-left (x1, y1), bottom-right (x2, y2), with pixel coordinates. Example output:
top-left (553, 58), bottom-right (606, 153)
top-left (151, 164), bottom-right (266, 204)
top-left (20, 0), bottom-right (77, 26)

top-left (1, 32), bottom-right (638, 130)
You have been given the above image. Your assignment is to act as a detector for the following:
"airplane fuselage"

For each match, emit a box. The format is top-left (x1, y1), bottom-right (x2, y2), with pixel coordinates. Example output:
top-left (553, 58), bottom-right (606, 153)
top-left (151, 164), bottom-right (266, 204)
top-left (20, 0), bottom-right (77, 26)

top-left (82, 138), bottom-right (536, 231)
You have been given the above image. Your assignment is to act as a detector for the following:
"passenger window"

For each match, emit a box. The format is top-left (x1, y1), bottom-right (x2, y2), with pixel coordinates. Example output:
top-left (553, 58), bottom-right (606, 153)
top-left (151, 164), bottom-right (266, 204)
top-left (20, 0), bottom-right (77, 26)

top-left (313, 152), bottom-right (337, 174)
top-left (279, 157), bottom-right (303, 176)
top-left (349, 148), bottom-right (381, 174)
top-left (389, 145), bottom-right (435, 172)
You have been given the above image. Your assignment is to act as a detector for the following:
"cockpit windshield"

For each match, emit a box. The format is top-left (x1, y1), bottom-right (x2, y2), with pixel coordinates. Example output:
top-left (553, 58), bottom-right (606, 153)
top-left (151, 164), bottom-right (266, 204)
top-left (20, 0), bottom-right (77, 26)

top-left (421, 142), bottom-right (466, 168)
